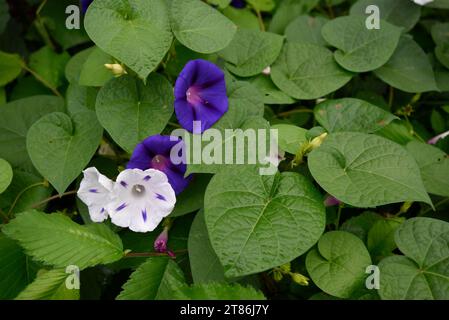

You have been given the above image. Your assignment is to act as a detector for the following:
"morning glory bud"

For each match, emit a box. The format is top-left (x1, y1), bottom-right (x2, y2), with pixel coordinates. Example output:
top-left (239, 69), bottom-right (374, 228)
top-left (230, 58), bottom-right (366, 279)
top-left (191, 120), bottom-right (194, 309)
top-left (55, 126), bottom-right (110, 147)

top-left (428, 130), bottom-right (449, 145)
top-left (104, 63), bottom-right (127, 77)
top-left (290, 273), bottom-right (310, 286)
top-left (154, 228), bottom-right (169, 253)
top-left (324, 195), bottom-right (342, 207)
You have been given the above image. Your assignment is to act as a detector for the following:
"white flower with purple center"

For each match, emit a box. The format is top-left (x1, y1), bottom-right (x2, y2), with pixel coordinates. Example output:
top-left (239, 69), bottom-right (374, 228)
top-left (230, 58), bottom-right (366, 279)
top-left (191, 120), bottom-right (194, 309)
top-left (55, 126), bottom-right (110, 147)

top-left (77, 167), bottom-right (114, 223)
top-left (107, 168), bottom-right (176, 233)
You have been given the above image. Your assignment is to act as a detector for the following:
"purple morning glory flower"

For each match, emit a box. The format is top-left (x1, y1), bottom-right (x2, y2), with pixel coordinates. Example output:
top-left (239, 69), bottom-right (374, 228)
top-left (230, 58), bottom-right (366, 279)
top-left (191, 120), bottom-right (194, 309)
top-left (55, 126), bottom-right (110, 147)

top-left (127, 135), bottom-right (191, 195)
top-left (428, 130), bottom-right (449, 145)
top-left (231, 0), bottom-right (246, 8)
top-left (80, 0), bottom-right (93, 14)
top-left (174, 59), bottom-right (228, 133)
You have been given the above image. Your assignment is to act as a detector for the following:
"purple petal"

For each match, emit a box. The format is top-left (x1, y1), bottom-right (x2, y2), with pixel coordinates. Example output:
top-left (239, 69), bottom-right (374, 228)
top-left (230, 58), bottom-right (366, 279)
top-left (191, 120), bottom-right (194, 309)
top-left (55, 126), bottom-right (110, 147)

top-left (142, 209), bottom-right (147, 222)
top-left (89, 189), bottom-right (98, 193)
top-left (127, 135), bottom-right (191, 194)
top-left (80, 0), bottom-right (93, 14)
top-left (174, 60), bottom-right (228, 133)
top-left (156, 193), bottom-right (166, 201)
top-left (120, 181), bottom-right (128, 188)
top-left (231, 0), bottom-right (246, 8)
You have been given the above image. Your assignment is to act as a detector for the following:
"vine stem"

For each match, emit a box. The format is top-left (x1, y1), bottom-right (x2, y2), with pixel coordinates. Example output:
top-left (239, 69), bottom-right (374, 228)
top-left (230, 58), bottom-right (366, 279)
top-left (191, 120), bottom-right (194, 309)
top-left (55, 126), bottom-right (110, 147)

top-left (31, 190), bottom-right (78, 209)
top-left (254, 8), bottom-right (265, 32)
top-left (277, 108), bottom-right (314, 117)
top-left (419, 198), bottom-right (449, 216)
top-left (21, 63), bottom-right (62, 97)
top-left (7, 182), bottom-right (46, 217)
top-left (125, 249), bottom-right (187, 258)
top-left (0, 209), bottom-right (9, 224)
top-left (335, 204), bottom-right (344, 230)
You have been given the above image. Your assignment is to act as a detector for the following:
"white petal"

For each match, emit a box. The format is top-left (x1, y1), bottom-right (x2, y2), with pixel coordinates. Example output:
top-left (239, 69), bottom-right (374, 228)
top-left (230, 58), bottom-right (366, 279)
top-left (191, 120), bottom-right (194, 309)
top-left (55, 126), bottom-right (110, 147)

top-left (108, 169), bottom-right (176, 233)
top-left (77, 167), bottom-right (114, 222)
top-left (412, 0), bottom-right (433, 5)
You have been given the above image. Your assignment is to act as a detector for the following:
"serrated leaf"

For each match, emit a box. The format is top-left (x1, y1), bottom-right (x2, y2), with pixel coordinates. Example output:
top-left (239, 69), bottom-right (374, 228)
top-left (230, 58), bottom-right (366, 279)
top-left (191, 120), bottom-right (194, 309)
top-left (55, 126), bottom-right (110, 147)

top-left (96, 74), bottom-right (174, 153)
top-left (85, 0), bottom-right (173, 79)
top-left (0, 158), bottom-right (12, 193)
top-left (308, 132), bottom-right (432, 208)
top-left (173, 282), bottom-right (266, 300)
top-left (219, 29), bottom-right (284, 77)
top-left (271, 124), bottom-right (307, 154)
top-left (188, 210), bottom-right (226, 284)
top-left (205, 166), bottom-right (326, 277)
top-left (0, 235), bottom-right (37, 299)
top-left (0, 51), bottom-right (22, 86)
top-left (374, 36), bottom-right (438, 93)
top-left (170, 0), bottom-right (237, 54)
top-left (117, 257), bottom-right (185, 300)
top-left (379, 218), bottom-right (449, 300)
top-left (406, 141), bottom-right (449, 197)
top-left (2, 211), bottom-right (124, 269)
top-left (78, 47), bottom-right (114, 87)
top-left (0, 96), bottom-right (64, 170)
top-left (29, 46), bottom-right (70, 88)
top-left (271, 43), bottom-right (353, 100)
top-left (27, 111), bottom-right (103, 194)
top-left (306, 231), bottom-right (372, 299)
top-left (285, 15), bottom-right (328, 46)
top-left (321, 16), bottom-right (402, 72)
top-left (314, 98), bottom-right (397, 133)
top-left (15, 268), bottom-right (80, 300)
top-left (350, 0), bottom-right (421, 32)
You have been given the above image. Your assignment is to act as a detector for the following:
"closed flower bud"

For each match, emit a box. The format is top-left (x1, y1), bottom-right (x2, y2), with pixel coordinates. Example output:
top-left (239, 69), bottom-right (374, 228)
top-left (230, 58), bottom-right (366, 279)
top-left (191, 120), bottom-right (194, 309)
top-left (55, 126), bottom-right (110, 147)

top-left (273, 270), bottom-right (283, 282)
top-left (279, 263), bottom-right (291, 273)
top-left (290, 273), bottom-right (309, 286)
top-left (104, 63), bottom-right (127, 77)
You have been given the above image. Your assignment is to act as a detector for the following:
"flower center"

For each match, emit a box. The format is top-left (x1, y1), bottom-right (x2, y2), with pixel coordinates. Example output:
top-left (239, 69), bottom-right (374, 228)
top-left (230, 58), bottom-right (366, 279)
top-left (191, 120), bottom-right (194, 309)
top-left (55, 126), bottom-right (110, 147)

top-left (186, 86), bottom-right (203, 106)
top-left (132, 184), bottom-right (146, 197)
top-left (151, 155), bottom-right (168, 171)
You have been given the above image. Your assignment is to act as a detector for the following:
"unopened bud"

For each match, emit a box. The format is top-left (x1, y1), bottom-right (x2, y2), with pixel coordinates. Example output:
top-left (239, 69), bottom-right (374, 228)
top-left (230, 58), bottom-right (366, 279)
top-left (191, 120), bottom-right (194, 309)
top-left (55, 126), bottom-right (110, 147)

top-left (290, 273), bottom-right (309, 286)
top-left (279, 263), bottom-right (291, 273)
top-left (273, 270), bottom-right (283, 282)
top-left (309, 132), bottom-right (328, 149)
top-left (104, 63), bottom-right (127, 77)
top-left (262, 66), bottom-right (271, 75)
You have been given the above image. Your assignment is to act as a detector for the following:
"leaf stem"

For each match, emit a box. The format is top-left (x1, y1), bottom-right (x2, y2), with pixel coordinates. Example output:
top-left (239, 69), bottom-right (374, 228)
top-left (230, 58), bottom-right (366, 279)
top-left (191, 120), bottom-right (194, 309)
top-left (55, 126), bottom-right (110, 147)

top-left (420, 198), bottom-right (449, 216)
top-left (7, 182), bottom-right (47, 217)
top-left (21, 63), bottom-right (62, 97)
top-left (124, 249), bottom-right (187, 258)
top-left (277, 108), bottom-right (314, 117)
top-left (335, 204), bottom-right (344, 230)
top-left (31, 190), bottom-right (78, 209)
top-left (0, 209), bottom-right (9, 224)
top-left (254, 8), bottom-right (265, 32)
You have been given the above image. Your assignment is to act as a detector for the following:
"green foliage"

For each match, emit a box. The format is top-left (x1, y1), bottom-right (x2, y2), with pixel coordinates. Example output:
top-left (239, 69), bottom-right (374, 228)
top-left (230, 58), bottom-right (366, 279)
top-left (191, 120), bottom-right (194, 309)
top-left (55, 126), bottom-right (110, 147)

top-left (379, 218), bottom-right (449, 300)
top-left (2, 211), bottom-right (124, 270)
top-left (205, 166), bottom-right (325, 277)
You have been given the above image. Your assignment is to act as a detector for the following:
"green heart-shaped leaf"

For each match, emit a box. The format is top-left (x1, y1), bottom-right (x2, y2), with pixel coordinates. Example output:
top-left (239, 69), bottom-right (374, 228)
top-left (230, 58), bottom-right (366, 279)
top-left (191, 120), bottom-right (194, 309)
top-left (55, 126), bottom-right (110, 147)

top-left (0, 96), bottom-right (64, 171)
top-left (379, 218), bottom-right (449, 300)
top-left (85, 0), bottom-right (173, 79)
top-left (306, 231), bottom-right (372, 298)
top-left (205, 166), bottom-right (326, 277)
top-left (308, 132), bottom-right (432, 208)
top-left (96, 74), bottom-right (174, 153)
top-left (170, 0), bottom-right (237, 54)
top-left (374, 36), bottom-right (438, 93)
top-left (314, 98), bottom-right (398, 133)
top-left (321, 16), bottom-right (402, 72)
top-left (271, 42), bottom-right (353, 100)
top-left (27, 111), bottom-right (103, 194)
top-left (350, 0), bottom-right (421, 32)
top-left (219, 29), bottom-right (284, 77)
top-left (0, 158), bottom-right (12, 194)
top-left (406, 141), bottom-right (449, 197)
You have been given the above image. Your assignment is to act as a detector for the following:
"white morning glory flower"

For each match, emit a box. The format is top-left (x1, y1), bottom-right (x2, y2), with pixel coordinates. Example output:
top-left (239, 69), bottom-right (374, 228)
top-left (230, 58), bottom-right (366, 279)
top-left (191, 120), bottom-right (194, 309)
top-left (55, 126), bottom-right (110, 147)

top-left (107, 168), bottom-right (176, 233)
top-left (412, 0), bottom-right (434, 5)
top-left (77, 167), bottom-right (114, 223)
